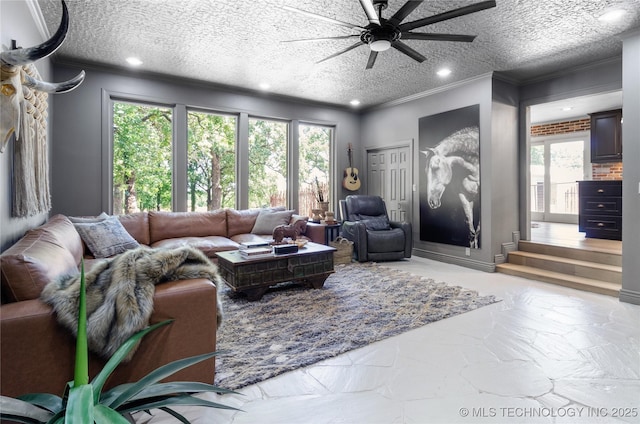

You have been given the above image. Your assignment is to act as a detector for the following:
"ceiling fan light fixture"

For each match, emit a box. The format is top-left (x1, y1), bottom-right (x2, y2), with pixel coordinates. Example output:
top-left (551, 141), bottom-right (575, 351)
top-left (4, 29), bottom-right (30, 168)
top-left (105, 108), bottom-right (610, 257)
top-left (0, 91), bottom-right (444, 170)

top-left (370, 39), bottom-right (391, 52)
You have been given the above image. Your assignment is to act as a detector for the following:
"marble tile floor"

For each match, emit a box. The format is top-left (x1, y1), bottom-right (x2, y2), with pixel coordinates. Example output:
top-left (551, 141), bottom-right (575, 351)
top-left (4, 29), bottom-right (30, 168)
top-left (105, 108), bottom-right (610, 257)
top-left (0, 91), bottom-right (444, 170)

top-left (135, 256), bottom-right (640, 424)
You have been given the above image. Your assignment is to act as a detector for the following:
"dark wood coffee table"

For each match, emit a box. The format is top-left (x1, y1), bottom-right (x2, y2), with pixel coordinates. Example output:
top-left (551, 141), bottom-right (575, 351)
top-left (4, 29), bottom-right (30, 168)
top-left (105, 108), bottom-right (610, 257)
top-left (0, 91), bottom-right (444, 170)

top-left (215, 242), bottom-right (337, 300)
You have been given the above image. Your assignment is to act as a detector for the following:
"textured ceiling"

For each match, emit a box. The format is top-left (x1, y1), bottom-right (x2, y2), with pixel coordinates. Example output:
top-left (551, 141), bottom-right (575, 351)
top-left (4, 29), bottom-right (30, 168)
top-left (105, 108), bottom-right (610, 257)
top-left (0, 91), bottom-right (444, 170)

top-left (35, 0), bottom-right (640, 109)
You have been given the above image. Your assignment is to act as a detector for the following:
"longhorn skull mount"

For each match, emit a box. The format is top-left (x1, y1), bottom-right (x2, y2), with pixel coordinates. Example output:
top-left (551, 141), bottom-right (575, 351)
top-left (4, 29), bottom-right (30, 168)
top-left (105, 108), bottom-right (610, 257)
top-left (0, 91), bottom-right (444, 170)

top-left (0, 0), bottom-right (85, 153)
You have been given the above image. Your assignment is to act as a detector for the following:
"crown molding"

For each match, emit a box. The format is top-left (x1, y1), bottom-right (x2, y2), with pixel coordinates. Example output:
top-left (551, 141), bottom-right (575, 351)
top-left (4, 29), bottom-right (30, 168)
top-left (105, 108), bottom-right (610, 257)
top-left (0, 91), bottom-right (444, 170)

top-left (25, 0), bottom-right (50, 41)
top-left (367, 72), bottom-right (494, 111)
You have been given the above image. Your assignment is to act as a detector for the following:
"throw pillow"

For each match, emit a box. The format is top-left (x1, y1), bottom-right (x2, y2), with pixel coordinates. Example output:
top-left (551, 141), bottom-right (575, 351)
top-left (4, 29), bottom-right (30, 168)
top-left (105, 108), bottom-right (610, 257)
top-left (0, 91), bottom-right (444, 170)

top-left (360, 214), bottom-right (391, 231)
top-left (68, 212), bottom-right (109, 223)
top-left (290, 214), bottom-right (309, 224)
top-left (74, 217), bottom-right (140, 258)
top-left (251, 209), bottom-right (294, 234)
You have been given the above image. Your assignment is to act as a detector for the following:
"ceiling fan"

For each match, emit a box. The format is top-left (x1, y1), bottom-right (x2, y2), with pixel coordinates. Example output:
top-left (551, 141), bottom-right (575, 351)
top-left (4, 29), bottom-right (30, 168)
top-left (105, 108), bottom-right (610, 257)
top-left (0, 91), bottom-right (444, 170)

top-left (282, 0), bottom-right (496, 69)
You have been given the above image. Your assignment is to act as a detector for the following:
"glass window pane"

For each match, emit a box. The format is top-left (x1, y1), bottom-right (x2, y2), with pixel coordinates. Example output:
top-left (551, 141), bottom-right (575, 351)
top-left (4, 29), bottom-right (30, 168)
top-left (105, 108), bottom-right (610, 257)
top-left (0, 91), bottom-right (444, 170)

top-left (187, 111), bottom-right (237, 211)
top-left (530, 144), bottom-right (545, 213)
top-left (248, 118), bottom-right (288, 208)
top-left (112, 102), bottom-right (172, 214)
top-left (298, 124), bottom-right (332, 216)
top-left (550, 140), bottom-right (583, 214)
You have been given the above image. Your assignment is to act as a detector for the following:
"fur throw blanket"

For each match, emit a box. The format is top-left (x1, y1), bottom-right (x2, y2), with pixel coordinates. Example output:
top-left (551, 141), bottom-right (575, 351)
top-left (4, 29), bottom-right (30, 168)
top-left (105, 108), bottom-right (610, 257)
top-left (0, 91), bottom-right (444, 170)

top-left (41, 246), bottom-right (223, 360)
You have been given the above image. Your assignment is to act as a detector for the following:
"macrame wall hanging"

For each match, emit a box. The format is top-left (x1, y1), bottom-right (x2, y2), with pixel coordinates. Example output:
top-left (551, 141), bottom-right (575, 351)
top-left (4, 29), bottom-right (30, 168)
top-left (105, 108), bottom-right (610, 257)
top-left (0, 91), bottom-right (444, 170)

top-left (11, 63), bottom-right (51, 217)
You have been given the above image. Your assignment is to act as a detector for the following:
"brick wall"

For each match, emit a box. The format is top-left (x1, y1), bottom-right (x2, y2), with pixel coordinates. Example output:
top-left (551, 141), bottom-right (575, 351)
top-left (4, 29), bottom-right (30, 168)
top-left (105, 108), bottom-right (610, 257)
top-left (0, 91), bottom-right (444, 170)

top-left (531, 119), bottom-right (623, 181)
top-left (592, 163), bottom-right (623, 180)
top-left (530, 119), bottom-right (590, 136)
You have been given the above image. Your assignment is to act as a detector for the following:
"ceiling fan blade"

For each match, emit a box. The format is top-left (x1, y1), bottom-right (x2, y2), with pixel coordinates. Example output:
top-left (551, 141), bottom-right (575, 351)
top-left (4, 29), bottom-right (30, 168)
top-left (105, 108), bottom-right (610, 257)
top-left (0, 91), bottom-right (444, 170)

top-left (399, 0), bottom-right (496, 31)
top-left (283, 5), bottom-right (365, 30)
top-left (316, 41), bottom-right (365, 64)
top-left (401, 32), bottom-right (477, 42)
top-left (366, 50), bottom-right (378, 69)
top-left (358, 0), bottom-right (381, 26)
top-left (388, 0), bottom-right (423, 26)
top-left (392, 40), bottom-right (426, 63)
top-left (282, 35), bottom-right (360, 44)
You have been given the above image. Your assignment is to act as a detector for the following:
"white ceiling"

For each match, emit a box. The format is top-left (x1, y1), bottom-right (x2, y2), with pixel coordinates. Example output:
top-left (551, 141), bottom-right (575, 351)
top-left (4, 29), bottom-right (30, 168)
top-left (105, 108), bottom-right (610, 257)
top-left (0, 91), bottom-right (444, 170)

top-left (530, 91), bottom-right (623, 124)
top-left (33, 0), bottom-right (640, 110)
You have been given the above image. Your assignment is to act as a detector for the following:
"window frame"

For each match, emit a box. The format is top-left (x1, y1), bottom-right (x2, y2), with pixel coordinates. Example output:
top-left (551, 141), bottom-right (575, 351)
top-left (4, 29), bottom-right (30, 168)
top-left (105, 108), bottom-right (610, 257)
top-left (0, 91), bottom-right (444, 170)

top-left (247, 115), bottom-right (291, 209)
top-left (297, 122), bottom-right (335, 216)
top-left (102, 90), bottom-right (337, 214)
top-left (102, 90), bottom-right (177, 214)
top-left (186, 107), bottom-right (240, 211)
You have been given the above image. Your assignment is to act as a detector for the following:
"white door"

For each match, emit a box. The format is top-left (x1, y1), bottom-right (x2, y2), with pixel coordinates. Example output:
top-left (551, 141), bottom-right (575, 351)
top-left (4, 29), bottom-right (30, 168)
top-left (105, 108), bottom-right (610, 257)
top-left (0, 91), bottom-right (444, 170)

top-left (367, 145), bottom-right (411, 222)
top-left (530, 135), bottom-right (589, 224)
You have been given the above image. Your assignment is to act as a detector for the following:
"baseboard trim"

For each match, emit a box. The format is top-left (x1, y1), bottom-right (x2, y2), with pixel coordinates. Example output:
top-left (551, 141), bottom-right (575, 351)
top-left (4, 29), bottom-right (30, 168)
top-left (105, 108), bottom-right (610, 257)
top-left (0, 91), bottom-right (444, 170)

top-left (413, 249), bottom-right (496, 272)
top-left (619, 288), bottom-right (640, 305)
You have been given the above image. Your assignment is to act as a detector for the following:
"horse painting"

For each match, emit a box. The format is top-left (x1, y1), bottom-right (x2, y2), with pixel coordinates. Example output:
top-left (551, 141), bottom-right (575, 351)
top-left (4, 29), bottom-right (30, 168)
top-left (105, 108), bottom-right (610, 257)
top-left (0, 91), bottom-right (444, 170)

top-left (421, 126), bottom-right (480, 248)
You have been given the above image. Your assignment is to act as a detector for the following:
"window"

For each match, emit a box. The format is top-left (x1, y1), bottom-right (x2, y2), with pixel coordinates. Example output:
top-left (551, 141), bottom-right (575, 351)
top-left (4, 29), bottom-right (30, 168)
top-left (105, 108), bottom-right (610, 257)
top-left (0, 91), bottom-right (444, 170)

top-left (112, 101), bottom-right (172, 214)
top-left (187, 111), bottom-right (237, 211)
top-left (298, 124), bottom-right (332, 216)
top-left (530, 137), bottom-right (587, 224)
top-left (108, 96), bottom-right (336, 213)
top-left (248, 118), bottom-right (288, 208)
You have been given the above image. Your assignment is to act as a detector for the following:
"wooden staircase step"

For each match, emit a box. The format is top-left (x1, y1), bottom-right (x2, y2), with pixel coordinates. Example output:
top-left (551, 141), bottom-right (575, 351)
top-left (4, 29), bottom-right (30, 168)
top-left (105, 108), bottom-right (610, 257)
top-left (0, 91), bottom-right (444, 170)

top-left (507, 251), bottom-right (621, 284)
top-left (496, 263), bottom-right (621, 297)
top-left (518, 240), bottom-right (621, 266)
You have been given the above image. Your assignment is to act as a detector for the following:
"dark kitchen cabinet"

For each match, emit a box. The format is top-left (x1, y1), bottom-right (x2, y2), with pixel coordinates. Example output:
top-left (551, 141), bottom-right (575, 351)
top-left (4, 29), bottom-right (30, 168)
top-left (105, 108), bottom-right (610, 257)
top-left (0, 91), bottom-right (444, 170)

top-left (589, 109), bottom-right (622, 163)
top-left (578, 180), bottom-right (622, 240)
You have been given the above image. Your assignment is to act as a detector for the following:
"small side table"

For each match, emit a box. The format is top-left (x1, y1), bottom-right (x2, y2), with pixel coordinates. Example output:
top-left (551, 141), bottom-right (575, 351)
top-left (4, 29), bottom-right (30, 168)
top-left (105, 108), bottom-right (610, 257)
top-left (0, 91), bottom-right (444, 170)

top-left (324, 223), bottom-right (341, 245)
top-left (306, 222), bottom-right (342, 245)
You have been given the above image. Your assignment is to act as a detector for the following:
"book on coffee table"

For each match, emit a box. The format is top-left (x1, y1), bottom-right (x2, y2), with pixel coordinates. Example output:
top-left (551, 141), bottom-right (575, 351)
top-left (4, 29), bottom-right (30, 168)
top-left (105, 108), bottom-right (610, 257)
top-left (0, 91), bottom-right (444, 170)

top-left (240, 246), bottom-right (273, 258)
top-left (239, 241), bottom-right (271, 250)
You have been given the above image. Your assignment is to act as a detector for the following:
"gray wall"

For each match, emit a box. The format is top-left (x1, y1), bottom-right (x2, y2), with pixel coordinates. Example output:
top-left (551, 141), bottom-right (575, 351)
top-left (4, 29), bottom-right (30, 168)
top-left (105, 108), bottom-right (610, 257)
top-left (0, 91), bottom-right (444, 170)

top-left (360, 74), bottom-right (520, 271)
top-left (620, 30), bottom-right (640, 304)
top-left (0, 0), bottom-right (52, 251)
top-left (491, 78), bottom-right (520, 260)
top-left (50, 64), bottom-right (361, 217)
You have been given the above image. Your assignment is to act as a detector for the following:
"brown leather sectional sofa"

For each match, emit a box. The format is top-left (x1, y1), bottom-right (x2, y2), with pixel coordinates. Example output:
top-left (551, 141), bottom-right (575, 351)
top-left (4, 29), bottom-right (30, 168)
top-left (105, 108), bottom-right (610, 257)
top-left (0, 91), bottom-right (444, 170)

top-left (0, 208), bottom-right (317, 397)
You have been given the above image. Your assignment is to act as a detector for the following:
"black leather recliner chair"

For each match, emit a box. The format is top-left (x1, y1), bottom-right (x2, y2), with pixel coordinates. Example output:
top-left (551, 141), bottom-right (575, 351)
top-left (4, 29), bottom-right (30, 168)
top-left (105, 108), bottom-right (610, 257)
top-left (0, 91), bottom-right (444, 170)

top-left (340, 195), bottom-right (412, 262)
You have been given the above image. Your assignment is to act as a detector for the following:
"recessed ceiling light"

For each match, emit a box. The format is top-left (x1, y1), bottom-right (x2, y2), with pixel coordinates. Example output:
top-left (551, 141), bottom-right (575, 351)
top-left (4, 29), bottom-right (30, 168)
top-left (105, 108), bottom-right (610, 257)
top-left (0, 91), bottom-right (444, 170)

top-left (437, 68), bottom-right (452, 77)
top-left (598, 9), bottom-right (626, 22)
top-left (350, 99), bottom-right (361, 106)
top-left (125, 57), bottom-right (143, 67)
top-left (259, 82), bottom-right (271, 90)
top-left (561, 107), bottom-right (573, 111)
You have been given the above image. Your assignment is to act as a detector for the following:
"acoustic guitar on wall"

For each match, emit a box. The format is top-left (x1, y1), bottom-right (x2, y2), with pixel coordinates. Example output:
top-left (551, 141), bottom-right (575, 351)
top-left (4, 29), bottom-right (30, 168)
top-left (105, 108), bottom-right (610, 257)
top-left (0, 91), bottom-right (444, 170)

top-left (343, 143), bottom-right (361, 191)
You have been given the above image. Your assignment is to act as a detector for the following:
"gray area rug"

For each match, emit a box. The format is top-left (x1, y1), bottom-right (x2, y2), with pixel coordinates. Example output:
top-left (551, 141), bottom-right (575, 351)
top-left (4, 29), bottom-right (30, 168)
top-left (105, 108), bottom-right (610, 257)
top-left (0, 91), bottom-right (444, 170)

top-left (213, 262), bottom-right (499, 390)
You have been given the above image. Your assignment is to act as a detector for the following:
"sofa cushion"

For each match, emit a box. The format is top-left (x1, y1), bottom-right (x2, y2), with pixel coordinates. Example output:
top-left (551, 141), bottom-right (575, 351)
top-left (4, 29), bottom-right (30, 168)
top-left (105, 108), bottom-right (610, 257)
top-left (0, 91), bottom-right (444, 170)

top-left (149, 210), bottom-right (227, 243)
top-left (73, 217), bottom-right (140, 258)
top-left (229, 233), bottom-right (273, 245)
top-left (68, 212), bottom-right (109, 223)
top-left (151, 236), bottom-right (239, 259)
top-left (118, 212), bottom-right (150, 245)
top-left (0, 215), bottom-right (81, 302)
top-left (226, 209), bottom-right (261, 237)
top-left (251, 209), bottom-right (294, 234)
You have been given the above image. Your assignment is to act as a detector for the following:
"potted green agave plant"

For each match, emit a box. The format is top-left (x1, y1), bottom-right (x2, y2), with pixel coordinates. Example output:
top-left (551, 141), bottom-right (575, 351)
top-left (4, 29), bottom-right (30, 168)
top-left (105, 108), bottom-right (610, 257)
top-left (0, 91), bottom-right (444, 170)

top-left (0, 261), bottom-right (237, 423)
